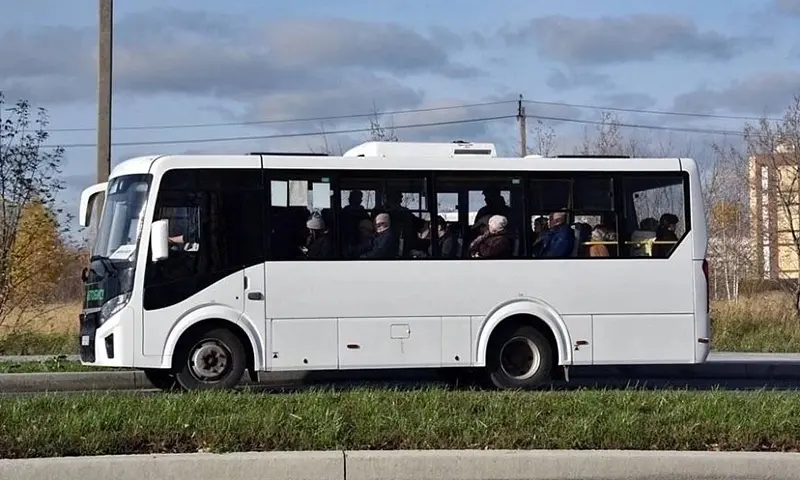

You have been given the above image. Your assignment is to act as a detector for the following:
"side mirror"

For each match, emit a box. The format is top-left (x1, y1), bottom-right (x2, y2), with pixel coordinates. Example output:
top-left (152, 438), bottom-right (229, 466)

top-left (150, 219), bottom-right (169, 262)
top-left (79, 182), bottom-right (108, 227)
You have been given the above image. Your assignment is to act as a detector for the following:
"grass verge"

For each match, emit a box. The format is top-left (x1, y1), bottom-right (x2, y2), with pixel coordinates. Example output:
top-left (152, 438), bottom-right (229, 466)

top-left (1, 388), bottom-right (800, 458)
top-left (0, 359), bottom-right (120, 374)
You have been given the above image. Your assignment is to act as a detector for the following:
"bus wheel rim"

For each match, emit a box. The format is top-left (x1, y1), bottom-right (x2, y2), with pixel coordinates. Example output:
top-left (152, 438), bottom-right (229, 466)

top-left (499, 336), bottom-right (541, 381)
top-left (189, 341), bottom-right (230, 381)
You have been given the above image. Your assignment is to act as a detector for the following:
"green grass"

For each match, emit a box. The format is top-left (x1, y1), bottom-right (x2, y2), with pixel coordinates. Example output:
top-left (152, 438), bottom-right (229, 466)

top-left (0, 331), bottom-right (78, 356)
top-left (710, 293), bottom-right (800, 352)
top-left (0, 388), bottom-right (799, 458)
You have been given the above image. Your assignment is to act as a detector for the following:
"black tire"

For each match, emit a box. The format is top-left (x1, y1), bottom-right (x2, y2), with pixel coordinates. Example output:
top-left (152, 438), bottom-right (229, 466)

top-left (486, 324), bottom-right (553, 389)
top-left (143, 368), bottom-right (178, 391)
top-left (174, 327), bottom-right (246, 390)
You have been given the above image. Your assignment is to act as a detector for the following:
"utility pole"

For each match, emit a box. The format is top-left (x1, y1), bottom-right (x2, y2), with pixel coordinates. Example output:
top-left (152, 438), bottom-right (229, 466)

top-left (95, 0), bottom-right (112, 228)
top-left (517, 94), bottom-right (527, 157)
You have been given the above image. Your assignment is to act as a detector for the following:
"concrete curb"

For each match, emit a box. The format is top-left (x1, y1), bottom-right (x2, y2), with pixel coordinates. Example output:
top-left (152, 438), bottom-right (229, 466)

top-left (3, 450), bottom-right (800, 480)
top-left (0, 371), bottom-right (151, 392)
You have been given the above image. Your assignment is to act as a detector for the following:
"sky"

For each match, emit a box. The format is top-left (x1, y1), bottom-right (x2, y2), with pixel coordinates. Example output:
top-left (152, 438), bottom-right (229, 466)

top-left (2, 0), bottom-right (800, 232)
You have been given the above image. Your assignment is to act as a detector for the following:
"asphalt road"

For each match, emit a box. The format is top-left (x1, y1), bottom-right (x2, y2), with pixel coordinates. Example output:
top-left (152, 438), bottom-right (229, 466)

top-left (1, 351), bottom-right (799, 397)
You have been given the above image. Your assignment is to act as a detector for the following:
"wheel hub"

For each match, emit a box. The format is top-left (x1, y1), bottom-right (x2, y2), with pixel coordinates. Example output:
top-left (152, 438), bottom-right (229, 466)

top-left (190, 342), bottom-right (229, 380)
top-left (499, 336), bottom-right (541, 381)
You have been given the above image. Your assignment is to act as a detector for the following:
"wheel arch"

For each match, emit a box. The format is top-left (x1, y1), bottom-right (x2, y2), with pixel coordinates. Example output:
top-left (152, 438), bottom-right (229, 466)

top-left (474, 297), bottom-right (572, 368)
top-left (160, 305), bottom-right (262, 374)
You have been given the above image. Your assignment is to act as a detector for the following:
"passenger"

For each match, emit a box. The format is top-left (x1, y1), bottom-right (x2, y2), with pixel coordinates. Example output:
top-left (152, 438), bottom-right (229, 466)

top-left (653, 213), bottom-right (679, 258)
top-left (373, 189), bottom-right (425, 255)
top-left (345, 218), bottom-right (375, 258)
top-left (411, 215), bottom-right (458, 259)
top-left (476, 187), bottom-right (511, 221)
top-left (469, 215), bottom-right (513, 259)
top-left (531, 216), bottom-right (549, 251)
top-left (589, 225), bottom-right (615, 257)
top-left (531, 211), bottom-right (574, 258)
top-left (360, 213), bottom-right (398, 259)
top-left (340, 190), bottom-right (370, 244)
top-left (305, 211), bottom-right (334, 259)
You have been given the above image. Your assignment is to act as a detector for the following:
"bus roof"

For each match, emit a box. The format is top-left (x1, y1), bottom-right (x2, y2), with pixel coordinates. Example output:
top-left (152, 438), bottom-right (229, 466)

top-left (107, 141), bottom-right (693, 180)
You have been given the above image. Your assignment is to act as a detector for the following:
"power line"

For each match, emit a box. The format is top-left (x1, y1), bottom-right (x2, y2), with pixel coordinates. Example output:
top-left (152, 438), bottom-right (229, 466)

top-left (527, 114), bottom-right (748, 137)
top-left (44, 113), bottom-right (765, 150)
top-left (48, 100), bottom-right (518, 133)
top-left (43, 115), bottom-right (517, 149)
top-left (524, 99), bottom-right (783, 123)
top-left (47, 97), bottom-right (783, 134)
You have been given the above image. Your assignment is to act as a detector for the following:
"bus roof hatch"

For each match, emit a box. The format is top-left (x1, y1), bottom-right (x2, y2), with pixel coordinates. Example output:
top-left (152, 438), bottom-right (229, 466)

top-left (342, 141), bottom-right (497, 158)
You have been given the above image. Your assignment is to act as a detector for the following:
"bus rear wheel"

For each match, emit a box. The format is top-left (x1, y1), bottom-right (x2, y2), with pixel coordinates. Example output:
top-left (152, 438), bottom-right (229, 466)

top-left (486, 324), bottom-right (553, 389)
top-left (174, 328), bottom-right (246, 390)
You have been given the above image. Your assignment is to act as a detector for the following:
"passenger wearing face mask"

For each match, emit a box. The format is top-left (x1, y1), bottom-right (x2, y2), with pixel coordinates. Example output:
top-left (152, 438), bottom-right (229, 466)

top-left (360, 213), bottom-right (398, 259)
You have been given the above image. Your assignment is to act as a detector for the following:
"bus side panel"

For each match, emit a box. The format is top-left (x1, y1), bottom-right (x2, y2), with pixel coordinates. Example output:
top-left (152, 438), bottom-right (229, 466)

top-left (590, 234), bottom-right (697, 364)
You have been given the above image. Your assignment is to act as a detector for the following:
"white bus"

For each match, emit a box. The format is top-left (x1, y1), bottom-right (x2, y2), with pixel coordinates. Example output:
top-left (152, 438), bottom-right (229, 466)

top-left (78, 140), bottom-right (709, 390)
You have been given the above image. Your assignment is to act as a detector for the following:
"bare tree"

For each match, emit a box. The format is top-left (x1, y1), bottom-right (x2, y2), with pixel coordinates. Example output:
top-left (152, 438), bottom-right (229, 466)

top-left (0, 93), bottom-right (70, 331)
top-left (367, 103), bottom-right (399, 143)
top-left (577, 112), bottom-right (626, 155)
top-left (744, 96), bottom-right (800, 316)
top-left (703, 140), bottom-right (754, 301)
top-left (528, 119), bottom-right (558, 156)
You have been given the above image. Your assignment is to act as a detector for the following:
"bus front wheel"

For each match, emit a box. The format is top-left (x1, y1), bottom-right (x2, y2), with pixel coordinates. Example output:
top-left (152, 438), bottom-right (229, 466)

top-left (174, 328), bottom-right (246, 390)
top-left (486, 324), bottom-right (553, 389)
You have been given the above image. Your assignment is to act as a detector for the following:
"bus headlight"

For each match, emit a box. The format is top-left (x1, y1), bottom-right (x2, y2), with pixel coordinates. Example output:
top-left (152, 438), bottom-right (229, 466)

top-left (100, 293), bottom-right (130, 323)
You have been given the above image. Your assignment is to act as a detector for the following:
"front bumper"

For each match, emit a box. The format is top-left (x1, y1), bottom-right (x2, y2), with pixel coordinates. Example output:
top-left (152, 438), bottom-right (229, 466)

top-left (78, 306), bottom-right (134, 367)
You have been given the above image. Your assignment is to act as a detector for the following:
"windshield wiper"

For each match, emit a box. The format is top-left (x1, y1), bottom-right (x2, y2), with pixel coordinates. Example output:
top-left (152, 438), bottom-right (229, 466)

top-left (89, 255), bottom-right (119, 277)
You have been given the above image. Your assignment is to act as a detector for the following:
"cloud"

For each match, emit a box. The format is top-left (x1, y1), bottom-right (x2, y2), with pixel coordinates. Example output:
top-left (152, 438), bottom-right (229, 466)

top-left (0, 8), bottom-right (482, 106)
top-left (672, 70), bottom-right (800, 115)
top-left (773, 0), bottom-right (800, 16)
top-left (241, 73), bottom-right (425, 129)
top-left (594, 93), bottom-right (658, 111)
top-left (545, 68), bottom-right (615, 92)
top-left (504, 14), bottom-right (769, 65)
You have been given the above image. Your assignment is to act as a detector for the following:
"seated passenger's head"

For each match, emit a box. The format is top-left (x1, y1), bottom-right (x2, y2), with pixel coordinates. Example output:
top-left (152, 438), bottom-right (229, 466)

top-left (659, 213), bottom-right (679, 231)
top-left (374, 213), bottom-right (391, 233)
top-left (591, 225), bottom-right (615, 242)
top-left (488, 215), bottom-right (508, 234)
top-left (549, 211), bottom-right (567, 226)
top-left (533, 216), bottom-right (548, 232)
top-left (358, 218), bottom-right (374, 238)
top-left (436, 215), bottom-right (448, 237)
top-left (306, 212), bottom-right (325, 233)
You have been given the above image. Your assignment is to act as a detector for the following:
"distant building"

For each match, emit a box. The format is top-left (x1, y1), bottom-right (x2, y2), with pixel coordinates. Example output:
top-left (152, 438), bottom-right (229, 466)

top-left (748, 146), bottom-right (800, 279)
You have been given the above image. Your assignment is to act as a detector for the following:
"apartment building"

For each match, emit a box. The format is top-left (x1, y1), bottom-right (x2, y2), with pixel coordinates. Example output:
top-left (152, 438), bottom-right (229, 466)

top-left (749, 145), bottom-right (800, 279)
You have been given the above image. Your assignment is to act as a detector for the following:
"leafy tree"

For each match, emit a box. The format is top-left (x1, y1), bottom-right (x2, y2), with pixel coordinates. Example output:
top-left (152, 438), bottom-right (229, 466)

top-left (0, 92), bottom-right (68, 331)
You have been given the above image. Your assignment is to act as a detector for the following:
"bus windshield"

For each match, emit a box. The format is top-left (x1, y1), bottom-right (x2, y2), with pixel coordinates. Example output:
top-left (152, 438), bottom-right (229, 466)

top-left (92, 174), bottom-right (152, 261)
